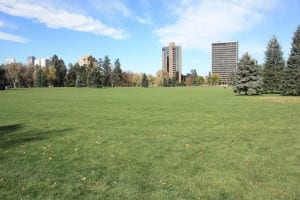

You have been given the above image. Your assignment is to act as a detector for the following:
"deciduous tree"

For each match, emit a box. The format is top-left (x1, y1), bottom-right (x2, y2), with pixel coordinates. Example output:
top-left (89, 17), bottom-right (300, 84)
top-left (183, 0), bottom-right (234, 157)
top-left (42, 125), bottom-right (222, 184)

top-left (19, 65), bottom-right (34, 88)
top-left (196, 76), bottom-right (205, 85)
top-left (185, 76), bottom-right (192, 86)
top-left (132, 73), bottom-right (141, 86)
top-left (47, 66), bottom-right (57, 87)
top-left (121, 71), bottom-right (134, 87)
top-left (211, 73), bottom-right (221, 86)
top-left (148, 74), bottom-right (156, 86)
top-left (5, 63), bottom-right (21, 88)
top-left (155, 69), bottom-right (169, 86)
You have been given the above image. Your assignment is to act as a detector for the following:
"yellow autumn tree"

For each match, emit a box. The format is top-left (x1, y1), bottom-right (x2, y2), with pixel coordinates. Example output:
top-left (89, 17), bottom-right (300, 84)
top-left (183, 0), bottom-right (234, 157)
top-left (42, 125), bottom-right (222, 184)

top-left (47, 66), bottom-right (57, 87)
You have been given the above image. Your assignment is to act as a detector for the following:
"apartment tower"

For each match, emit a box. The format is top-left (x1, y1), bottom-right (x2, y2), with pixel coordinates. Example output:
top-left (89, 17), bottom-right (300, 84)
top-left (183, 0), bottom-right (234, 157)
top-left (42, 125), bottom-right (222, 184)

top-left (212, 41), bottom-right (238, 84)
top-left (27, 56), bottom-right (36, 66)
top-left (162, 42), bottom-right (182, 83)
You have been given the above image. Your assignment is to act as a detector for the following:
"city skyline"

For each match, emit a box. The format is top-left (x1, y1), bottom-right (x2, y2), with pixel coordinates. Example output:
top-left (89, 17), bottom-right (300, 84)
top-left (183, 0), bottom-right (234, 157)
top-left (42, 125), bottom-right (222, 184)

top-left (0, 0), bottom-right (299, 76)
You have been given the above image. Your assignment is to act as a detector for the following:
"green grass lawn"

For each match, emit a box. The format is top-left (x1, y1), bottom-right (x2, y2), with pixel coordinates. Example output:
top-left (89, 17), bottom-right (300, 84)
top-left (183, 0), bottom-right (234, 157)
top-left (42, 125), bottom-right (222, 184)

top-left (0, 87), bottom-right (299, 199)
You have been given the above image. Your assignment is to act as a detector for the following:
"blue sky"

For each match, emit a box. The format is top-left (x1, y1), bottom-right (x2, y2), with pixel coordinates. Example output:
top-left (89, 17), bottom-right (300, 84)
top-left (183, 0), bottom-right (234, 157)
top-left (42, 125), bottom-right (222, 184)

top-left (0, 0), bottom-right (299, 76)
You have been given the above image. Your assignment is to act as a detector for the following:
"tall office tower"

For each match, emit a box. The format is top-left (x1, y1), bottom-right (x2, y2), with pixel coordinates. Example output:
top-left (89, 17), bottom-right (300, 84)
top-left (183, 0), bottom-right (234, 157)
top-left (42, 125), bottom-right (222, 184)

top-left (34, 58), bottom-right (51, 67)
top-left (212, 41), bottom-right (238, 84)
top-left (27, 56), bottom-right (36, 66)
top-left (162, 42), bottom-right (182, 83)
top-left (78, 55), bottom-right (92, 66)
top-left (5, 57), bottom-right (16, 64)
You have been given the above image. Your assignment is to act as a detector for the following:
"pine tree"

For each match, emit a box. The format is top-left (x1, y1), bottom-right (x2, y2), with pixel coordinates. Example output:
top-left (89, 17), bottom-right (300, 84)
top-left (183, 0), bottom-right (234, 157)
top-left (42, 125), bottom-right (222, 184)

top-left (141, 73), bottom-right (149, 88)
top-left (102, 55), bottom-right (112, 87)
top-left (34, 67), bottom-right (46, 87)
top-left (233, 53), bottom-right (263, 95)
top-left (0, 66), bottom-right (8, 90)
top-left (86, 68), bottom-right (96, 87)
top-left (51, 55), bottom-right (67, 87)
top-left (190, 69), bottom-right (198, 85)
top-left (263, 36), bottom-right (285, 93)
top-left (112, 59), bottom-right (122, 87)
top-left (66, 64), bottom-right (77, 87)
top-left (282, 25), bottom-right (300, 95)
top-left (75, 74), bottom-right (82, 87)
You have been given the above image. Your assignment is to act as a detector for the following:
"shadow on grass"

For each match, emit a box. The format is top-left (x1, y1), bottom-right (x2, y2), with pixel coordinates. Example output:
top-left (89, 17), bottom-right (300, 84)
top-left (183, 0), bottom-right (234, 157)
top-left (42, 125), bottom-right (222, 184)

top-left (0, 124), bottom-right (23, 135)
top-left (0, 124), bottom-right (73, 149)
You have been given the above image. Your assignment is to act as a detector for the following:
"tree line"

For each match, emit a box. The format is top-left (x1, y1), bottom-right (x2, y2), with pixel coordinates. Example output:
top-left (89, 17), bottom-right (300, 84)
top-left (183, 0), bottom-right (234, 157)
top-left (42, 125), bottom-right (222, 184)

top-left (0, 55), bottom-right (150, 89)
top-left (234, 25), bottom-right (300, 96)
top-left (0, 54), bottom-right (219, 89)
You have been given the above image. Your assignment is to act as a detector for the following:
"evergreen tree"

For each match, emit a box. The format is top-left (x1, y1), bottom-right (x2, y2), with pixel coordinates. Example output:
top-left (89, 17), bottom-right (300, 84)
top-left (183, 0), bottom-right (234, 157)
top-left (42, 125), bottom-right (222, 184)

top-left (171, 77), bottom-right (177, 87)
top-left (233, 53), bottom-right (263, 95)
top-left (66, 63), bottom-right (77, 87)
top-left (94, 67), bottom-right (102, 87)
top-left (112, 59), bottom-right (122, 87)
top-left (51, 55), bottom-right (67, 87)
top-left (34, 67), bottom-right (46, 87)
top-left (190, 69), bottom-right (198, 85)
top-left (75, 74), bottom-right (82, 87)
top-left (0, 65), bottom-right (8, 90)
top-left (102, 55), bottom-right (112, 87)
top-left (141, 73), bottom-right (149, 88)
top-left (263, 36), bottom-right (285, 93)
top-left (282, 25), bottom-right (300, 95)
top-left (163, 78), bottom-right (167, 87)
top-left (167, 77), bottom-right (172, 87)
top-left (86, 68), bottom-right (96, 87)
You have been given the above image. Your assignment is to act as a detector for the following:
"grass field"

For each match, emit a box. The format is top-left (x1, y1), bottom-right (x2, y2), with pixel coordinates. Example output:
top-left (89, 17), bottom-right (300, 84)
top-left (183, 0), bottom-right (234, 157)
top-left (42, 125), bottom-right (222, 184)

top-left (0, 87), bottom-right (299, 199)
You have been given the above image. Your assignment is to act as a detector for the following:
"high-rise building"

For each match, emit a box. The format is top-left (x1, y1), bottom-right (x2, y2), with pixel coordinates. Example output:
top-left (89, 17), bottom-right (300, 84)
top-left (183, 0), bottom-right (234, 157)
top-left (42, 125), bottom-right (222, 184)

top-left (5, 57), bottom-right (16, 64)
top-left (78, 55), bottom-right (91, 66)
top-left (27, 56), bottom-right (36, 66)
top-left (78, 55), bottom-right (98, 68)
top-left (34, 57), bottom-right (50, 67)
top-left (162, 42), bottom-right (182, 83)
top-left (212, 41), bottom-right (238, 84)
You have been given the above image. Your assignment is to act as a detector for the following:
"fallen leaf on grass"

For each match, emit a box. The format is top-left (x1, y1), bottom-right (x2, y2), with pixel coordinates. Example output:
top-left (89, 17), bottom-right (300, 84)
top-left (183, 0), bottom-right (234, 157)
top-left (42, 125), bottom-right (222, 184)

top-left (51, 181), bottom-right (57, 187)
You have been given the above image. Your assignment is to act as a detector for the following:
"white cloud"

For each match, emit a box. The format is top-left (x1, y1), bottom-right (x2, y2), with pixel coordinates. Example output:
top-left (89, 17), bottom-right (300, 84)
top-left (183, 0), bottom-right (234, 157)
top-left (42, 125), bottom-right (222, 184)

top-left (0, 0), bottom-right (128, 40)
top-left (0, 19), bottom-right (27, 42)
top-left (0, 31), bottom-right (28, 43)
top-left (89, 0), bottom-right (131, 18)
top-left (154, 0), bottom-right (278, 51)
top-left (135, 13), bottom-right (153, 25)
top-left (90, 0), bottom-right (153, 25)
